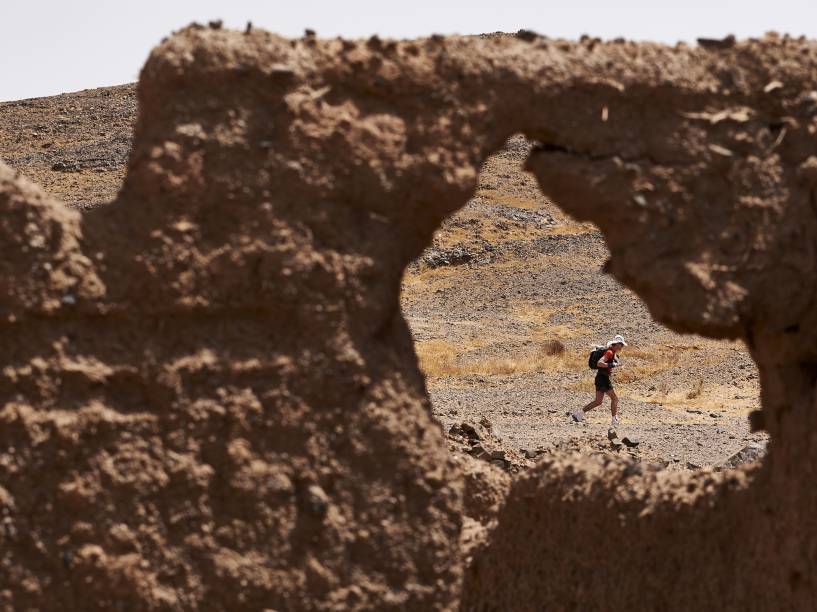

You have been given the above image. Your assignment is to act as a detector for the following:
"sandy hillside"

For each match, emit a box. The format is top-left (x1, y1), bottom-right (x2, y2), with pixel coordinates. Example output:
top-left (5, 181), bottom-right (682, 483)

top-left (0, 86), bottom-right (765, 472)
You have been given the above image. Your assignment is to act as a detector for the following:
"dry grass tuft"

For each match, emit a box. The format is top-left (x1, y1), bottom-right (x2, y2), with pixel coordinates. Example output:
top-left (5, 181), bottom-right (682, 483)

top-left (686, 377), bottom-right (705, 400)
top-left (415, 339), bottom-right (583, 377)
top-left (542, 339), bottom-right (565, 356)
top-left (474, 189), bottom-right (544, 210)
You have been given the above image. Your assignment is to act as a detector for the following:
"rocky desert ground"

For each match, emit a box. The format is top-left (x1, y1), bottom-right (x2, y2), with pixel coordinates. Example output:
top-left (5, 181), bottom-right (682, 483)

top-left (0, 84), bottom-right (766, 476)
top-left (405, 136), bottom-right (766, 471)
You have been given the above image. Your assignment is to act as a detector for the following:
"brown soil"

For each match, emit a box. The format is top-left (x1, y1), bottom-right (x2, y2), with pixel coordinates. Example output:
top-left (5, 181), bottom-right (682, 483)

top-left (1, 25), bottom-right (816, 611)
top-left (0, 85), bottom-right (136, 207)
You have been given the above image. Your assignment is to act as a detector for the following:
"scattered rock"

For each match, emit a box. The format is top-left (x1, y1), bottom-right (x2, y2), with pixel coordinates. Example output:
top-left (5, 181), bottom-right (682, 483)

top-left (422, 245), bottom-right (474, 268)
top-left (763, 80), bottom-right (784, 93)
top-left (622, 462), bottom-right (642, 477)
top-left (621, 436), bottom-right (640, 448)
top-left (450, 422), bottom-right (481, 441)
top-left (697, 34), bottom-right (736, 49)
top-left (51, 161), bottom-right (80, 172)
top-left (469, 444), bottom-right (489, 459)
top-left (304, 485), bottom-right (329, 518)
top-left (716, 441), bottom-right (768, 470)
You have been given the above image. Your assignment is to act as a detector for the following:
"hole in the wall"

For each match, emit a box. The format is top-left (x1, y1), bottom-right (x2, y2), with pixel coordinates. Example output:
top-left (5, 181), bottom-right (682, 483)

top-left (401, 135), bottom-right (767, 470)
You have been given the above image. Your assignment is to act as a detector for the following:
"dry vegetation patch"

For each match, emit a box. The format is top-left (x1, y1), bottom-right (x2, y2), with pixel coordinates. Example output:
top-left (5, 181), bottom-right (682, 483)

top-left (416, 338), bottom-right (583, 377)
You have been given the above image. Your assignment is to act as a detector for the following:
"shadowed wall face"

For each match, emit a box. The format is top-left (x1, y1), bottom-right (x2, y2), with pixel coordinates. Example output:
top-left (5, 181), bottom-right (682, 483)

top-left (1, 25), bottom-right (817, 611)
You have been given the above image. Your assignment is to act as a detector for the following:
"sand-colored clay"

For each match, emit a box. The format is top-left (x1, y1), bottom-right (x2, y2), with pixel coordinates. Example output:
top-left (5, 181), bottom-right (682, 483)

top-left (2, 25), bottom-right (817, 610)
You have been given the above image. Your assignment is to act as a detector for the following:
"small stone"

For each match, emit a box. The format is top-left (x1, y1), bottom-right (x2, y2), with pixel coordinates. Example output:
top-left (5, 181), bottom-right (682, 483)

top-left (490, 459), bottom-right (507, 469)
top-left (709, 412), bottom-right (720, 418)
top-left (305, 485), bottom-right (329, 518)
top-left (622, 436), bottom-right (640, 448)
top-left (764, 80), bottom-right (784, 93)
top-left (516, 29), bottom-right (539, 42)
top-left (469, 445), bottom-right (489, 460)
top-left (632, 193), bottom-right (648, 207)
top-left (697, 35), bottom-right (736, 49)
top-left (709, 144), bottom-right (734, 157)
top-left (623, 462), bottom-right (642, 477)
top-left (686, 461), bottom-right (701, 470)
top-left (460, 423), bottom-right (480, 441)
top-left (718, 441), bottom-right (767, 470)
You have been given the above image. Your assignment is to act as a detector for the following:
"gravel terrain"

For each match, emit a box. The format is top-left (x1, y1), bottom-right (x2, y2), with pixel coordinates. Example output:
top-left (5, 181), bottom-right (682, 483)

top-left (402, 136), bottom-right (766, 470)
top-left (0, 84), bottom-right (135, 206)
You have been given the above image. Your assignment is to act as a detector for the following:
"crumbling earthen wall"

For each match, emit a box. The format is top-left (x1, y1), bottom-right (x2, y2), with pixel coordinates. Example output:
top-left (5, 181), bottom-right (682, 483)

top-left (1, 25), bottom-right (817, 610)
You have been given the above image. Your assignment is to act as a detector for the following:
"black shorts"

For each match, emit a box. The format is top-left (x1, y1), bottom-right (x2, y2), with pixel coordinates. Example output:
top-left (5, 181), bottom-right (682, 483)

top-left (595, 372), bottom-right (614, 392)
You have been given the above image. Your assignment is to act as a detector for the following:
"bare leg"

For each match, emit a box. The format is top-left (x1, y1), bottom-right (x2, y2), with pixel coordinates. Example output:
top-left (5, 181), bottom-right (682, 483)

top-left (583, 390), bottom-right (605, 412)
top-left (607, 389), bottom-right (619, 418)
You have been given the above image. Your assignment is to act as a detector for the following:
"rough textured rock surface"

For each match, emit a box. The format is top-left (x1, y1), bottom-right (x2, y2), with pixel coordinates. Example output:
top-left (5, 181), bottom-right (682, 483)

top-left (2, 24), bottom-right (817, 610)
top-left (454, 453), bottom-right (510, 525)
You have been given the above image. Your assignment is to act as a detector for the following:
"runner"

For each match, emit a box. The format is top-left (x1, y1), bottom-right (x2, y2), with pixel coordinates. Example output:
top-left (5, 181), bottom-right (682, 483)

top-left (572, 335), bottom-right (628, 426)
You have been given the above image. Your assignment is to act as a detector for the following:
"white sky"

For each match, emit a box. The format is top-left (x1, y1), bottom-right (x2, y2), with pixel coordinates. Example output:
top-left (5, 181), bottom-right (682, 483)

top-left (3, 0), bottom-right (817, 102)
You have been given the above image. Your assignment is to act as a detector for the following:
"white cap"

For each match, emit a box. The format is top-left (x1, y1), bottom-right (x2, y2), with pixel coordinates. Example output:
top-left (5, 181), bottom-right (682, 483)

top-left (607, 334), bottom-right (628, 347)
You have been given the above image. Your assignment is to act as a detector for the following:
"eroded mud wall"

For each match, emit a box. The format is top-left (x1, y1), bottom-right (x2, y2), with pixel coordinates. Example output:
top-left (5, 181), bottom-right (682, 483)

top-left (1, 25), bottom-right (817, 610)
